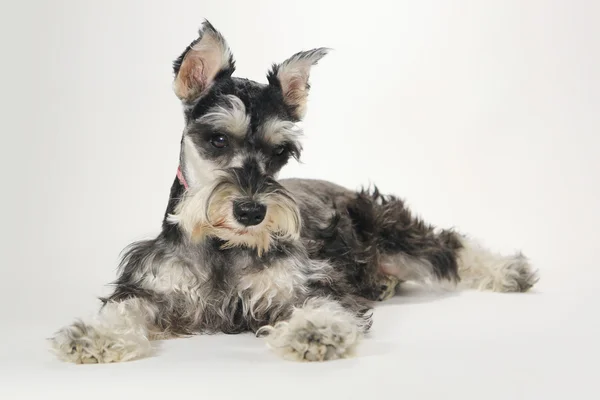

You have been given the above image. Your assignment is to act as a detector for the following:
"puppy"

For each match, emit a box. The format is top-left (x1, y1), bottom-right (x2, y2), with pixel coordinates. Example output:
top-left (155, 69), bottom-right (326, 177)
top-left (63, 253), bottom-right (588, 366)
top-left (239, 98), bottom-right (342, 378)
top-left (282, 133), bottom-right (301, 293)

top-left (50, 21), bottom-right (538, 364)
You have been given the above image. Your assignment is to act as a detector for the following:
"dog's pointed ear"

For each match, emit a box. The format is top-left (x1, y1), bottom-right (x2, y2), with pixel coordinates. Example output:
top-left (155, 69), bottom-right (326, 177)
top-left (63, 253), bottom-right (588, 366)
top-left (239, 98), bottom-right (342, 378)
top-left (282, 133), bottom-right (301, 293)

top-left (267, 48), bottom-right (330, 119)
top-left (173, 20), bottom-right (235, 102)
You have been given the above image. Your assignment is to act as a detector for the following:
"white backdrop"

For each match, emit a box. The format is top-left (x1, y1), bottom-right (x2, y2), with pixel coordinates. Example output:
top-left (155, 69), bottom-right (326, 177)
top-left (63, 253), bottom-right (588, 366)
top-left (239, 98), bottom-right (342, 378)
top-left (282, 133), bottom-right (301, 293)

top-left (0, 1), bottom-right (599, 398)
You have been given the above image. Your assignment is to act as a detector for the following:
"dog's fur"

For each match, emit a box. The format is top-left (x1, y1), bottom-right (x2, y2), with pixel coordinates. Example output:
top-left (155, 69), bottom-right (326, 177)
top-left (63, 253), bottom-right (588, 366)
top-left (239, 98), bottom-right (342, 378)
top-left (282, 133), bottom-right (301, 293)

top-left (50, 21), bottom-right (539, 363)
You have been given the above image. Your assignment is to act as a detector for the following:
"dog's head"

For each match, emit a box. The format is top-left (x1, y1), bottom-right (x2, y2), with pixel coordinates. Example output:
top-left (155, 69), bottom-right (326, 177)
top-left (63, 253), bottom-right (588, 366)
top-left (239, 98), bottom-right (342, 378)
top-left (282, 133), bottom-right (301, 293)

top-left (169, 21), bottom-right (328, 254)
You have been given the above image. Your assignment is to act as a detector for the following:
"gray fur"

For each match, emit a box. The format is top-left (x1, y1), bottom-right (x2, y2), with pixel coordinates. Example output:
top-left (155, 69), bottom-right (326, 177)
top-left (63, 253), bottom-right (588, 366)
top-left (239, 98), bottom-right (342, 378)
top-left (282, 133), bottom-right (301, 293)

top-left (49, 21), bottom-right (538, 364)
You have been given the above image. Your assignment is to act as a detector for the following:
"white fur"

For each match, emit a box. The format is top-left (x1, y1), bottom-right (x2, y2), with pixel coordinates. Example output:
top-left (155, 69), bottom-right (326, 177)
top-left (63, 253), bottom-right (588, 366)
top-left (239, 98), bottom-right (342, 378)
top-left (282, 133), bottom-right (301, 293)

top-left (237, 257), bottom-right (333, 320)
top-left (169, 177), bottom-right (301, 255)
top-left (258, 297), bottom-right (365, 362)
top-left (167, 172), bottom-right (227, 232)
top-left (379, 237), bottom-right (538, 293)
top-left (237, 259), bottom-right (305, 318)
top-left (173, 24), bottom-right (233, 101)
top-left (260, 118), bottom-right (303, 146)
top-left (181, 136), bottom-right (221, 189)
top-left (179, 95), bottom-right (249, 188)
top-left (380, 253), bottom-right (437, 285)
top-left (196, 95), bottom-right (250, 137)
top-left (230, 152), bottom-right (250, 169)
top-left (139, 259), bottom-right (206, 304)
top-left (276, 48), bottom-right (329, 118)
top-left (456, 237), bottom-right (539, 292)
top-left (50, 298), bottom-right (155, 364)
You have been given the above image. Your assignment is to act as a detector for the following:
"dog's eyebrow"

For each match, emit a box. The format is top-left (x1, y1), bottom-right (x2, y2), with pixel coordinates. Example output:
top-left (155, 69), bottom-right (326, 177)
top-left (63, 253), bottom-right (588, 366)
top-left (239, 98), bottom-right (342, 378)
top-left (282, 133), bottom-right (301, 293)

top-left (196, 95), bottom-right (250, 137)
top-left (259, 118), bottom-right (303, 145)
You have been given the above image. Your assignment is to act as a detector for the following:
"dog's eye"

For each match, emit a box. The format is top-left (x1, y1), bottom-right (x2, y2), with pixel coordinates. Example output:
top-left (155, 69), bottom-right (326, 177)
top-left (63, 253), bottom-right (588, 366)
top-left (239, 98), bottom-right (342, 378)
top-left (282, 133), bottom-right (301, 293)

top-left (210, 134), bottom-right (229, 149)
top-left (273, 145), bottom-right (286, 156)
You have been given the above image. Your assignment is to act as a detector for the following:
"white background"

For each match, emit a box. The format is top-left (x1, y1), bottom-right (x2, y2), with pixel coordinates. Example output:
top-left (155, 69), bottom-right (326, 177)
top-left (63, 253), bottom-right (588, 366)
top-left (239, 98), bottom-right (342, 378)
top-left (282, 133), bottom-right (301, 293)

top-left (1, 0), bottom-right (599, 398)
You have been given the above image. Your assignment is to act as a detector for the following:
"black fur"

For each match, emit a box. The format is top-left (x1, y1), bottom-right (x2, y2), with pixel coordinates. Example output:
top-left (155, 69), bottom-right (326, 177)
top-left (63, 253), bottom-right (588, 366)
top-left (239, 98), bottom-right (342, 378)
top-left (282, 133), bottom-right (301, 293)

top-left (112, 21), bottom-right (463, 335)
top-left (50, 20), bottom-right (537, 365)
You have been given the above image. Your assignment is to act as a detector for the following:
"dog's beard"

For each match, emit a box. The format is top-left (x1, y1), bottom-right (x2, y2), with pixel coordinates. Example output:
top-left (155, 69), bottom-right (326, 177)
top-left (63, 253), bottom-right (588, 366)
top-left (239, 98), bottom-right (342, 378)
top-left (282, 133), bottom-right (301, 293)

top-left (170, 176), bottom-right (301, 255)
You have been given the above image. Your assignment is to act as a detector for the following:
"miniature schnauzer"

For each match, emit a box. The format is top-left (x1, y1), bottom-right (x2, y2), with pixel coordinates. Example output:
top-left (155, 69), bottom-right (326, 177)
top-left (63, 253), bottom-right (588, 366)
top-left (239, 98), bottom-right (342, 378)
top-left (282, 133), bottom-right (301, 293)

top-left (50, 21), bottom-right (538, 363)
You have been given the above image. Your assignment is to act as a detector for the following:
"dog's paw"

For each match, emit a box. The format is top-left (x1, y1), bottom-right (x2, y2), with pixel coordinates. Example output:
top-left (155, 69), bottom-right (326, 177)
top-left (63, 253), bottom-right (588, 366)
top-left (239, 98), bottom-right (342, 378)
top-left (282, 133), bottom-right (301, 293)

top-left (258, 298), bottom-right (364, 362)
top-left (460, 252), bottom-right (539, 293)
top-left (376, 275), bottom-right (401, 301)
top-left (50, 320), bottom-right (151, 364)
top-left (260, 320), bottom-right (360, 362)
top-left (493, 254), bottom-right (539, 292)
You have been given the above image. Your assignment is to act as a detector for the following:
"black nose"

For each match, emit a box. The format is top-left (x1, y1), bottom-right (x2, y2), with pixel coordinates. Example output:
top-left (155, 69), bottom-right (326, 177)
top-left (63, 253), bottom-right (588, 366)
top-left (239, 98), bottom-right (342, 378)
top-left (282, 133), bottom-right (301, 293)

top-left (233, 201), bottom-right (267, 226)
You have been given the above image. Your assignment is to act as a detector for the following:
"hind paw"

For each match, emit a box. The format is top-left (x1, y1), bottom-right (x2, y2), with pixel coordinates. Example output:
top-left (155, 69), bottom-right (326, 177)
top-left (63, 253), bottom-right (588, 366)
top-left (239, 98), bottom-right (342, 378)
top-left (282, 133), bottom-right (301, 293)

top-left (376, 275), bottom-right (401, 301)
top-left (492, 254), bottom-right (539, 292)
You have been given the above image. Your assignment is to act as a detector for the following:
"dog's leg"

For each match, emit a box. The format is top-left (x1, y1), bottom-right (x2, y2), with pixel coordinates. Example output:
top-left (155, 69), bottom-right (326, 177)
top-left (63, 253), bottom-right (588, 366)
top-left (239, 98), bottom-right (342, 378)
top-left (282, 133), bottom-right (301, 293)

top-left (370, 194), bottom-right (538, 293)
top-left (454, 236), bottom-right (539, 292)
top-left (50, 297), bottom-right (157, 364)
top-left (258, 297), bottom-right (371, 362)
top-left (381, 234), bottom-right (539, 293)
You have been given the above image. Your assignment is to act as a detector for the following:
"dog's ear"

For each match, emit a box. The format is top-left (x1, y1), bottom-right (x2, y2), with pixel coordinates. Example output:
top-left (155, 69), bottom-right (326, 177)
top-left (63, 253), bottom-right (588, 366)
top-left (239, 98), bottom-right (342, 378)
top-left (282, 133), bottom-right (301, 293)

top-left (173, 20), bottom-right (235, 102)
top-left (267, 48), bottom-right (329, 119)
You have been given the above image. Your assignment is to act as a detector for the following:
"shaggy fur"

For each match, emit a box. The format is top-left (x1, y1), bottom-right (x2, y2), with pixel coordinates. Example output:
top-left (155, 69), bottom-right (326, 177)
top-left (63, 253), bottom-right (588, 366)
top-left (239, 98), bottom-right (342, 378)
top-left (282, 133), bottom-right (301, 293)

top-left (50, 20), bottom-right (539, 364)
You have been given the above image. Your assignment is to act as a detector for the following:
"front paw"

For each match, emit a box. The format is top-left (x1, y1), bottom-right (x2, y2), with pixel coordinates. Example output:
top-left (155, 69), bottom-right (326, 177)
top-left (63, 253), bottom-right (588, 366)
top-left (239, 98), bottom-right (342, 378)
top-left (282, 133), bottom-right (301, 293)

top-left (258, 298), bottom-right (364, 362)
top-left (50, 320), bottom-right (150, 364)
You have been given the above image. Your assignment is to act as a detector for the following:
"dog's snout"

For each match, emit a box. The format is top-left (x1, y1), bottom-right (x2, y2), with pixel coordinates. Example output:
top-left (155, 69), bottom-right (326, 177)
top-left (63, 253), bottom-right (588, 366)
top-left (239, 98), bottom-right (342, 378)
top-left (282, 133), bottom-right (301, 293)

top-left (233, 201), bottom-right (267, 226)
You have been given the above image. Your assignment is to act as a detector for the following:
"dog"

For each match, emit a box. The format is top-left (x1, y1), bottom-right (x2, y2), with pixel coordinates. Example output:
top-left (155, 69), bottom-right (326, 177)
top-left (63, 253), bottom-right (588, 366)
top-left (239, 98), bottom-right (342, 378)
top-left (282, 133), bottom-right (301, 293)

top-left (50, 20), bottom-right (539, 363)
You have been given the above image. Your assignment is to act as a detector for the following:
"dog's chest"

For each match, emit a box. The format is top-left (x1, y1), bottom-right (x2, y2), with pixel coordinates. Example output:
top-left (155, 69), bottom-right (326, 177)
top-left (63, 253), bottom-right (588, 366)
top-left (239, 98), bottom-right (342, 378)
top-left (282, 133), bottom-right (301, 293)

top-left (235, 259), bottom-right (306, 317)
top-left (138, 248), bottom-right (308, 325)
top-left (139, 259), bottom-right (206, 302)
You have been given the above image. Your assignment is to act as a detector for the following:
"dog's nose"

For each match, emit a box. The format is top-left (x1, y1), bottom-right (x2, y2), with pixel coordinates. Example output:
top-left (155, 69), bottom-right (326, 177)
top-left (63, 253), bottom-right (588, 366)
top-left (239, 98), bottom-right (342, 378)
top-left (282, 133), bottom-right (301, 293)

top-left (233, 201), bottom-right (267, 226)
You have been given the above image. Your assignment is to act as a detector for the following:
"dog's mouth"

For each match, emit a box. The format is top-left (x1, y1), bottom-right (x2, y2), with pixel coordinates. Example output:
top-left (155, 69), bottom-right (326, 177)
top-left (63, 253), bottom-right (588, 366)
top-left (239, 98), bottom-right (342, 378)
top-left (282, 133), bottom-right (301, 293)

top-left (211, 214), bottom-right (275, 236)
top-left (190, 212), bottom-right (280, 256)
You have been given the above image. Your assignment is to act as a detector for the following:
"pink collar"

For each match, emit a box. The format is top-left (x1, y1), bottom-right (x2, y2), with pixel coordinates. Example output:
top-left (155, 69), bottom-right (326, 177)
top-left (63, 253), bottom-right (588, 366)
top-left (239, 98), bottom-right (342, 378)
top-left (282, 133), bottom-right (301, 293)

top-left (176, 166), bottom-right (189, 190)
